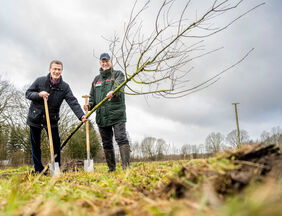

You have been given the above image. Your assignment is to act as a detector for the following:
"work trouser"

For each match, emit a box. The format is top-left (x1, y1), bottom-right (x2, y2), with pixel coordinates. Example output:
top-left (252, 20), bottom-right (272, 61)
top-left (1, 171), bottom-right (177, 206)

top-left (30, 126), bottom-right (61, 172)
top-left (99, 122), bottom-right (129, 150)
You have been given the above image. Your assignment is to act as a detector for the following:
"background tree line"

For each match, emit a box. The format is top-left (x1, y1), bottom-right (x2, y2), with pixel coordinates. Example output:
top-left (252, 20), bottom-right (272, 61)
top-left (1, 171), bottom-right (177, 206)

top-left (130, 127), bottom-right (282, 161)
top-left (1, 76), bottom-right (281, 166)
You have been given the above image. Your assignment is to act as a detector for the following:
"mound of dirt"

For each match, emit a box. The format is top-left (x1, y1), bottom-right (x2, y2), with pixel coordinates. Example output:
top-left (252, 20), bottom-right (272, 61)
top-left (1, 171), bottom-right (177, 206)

top-left (216, 144), bottom-right (282, 195)
top-left (157, 144), bottom-right (281, 202)
top-left (61, 159), bottom-right (84, 172)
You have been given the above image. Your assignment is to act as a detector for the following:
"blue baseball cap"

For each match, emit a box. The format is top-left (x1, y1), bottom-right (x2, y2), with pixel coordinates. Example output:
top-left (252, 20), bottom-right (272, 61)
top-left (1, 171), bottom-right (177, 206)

top-left (100, 53), bottom-right (111, 60)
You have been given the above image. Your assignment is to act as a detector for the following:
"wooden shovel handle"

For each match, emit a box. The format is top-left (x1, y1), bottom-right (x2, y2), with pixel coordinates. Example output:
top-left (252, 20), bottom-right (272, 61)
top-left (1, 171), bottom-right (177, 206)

top-left (43, 97), bottom-right (54, 161)
top-left (83, 95), bottom-right (90, 154)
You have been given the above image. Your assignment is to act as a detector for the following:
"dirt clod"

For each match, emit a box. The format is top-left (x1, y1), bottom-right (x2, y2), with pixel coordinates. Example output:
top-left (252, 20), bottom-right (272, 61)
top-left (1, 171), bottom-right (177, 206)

top-left (157, 144), bottom-right (282, 201)
top-left (61, 159), bottom-right (84, 172)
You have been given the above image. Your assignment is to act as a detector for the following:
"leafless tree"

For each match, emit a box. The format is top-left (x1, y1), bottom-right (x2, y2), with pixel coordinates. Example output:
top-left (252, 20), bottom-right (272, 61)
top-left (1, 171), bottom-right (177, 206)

top-left (260, 130), bottom-right (270, 143)
top-left (226, 129), bottom-right (250, 148)
top-left (205, 132), bottom-right (224, 153)
top-left (0, 79), bottom-right (20, 161)
top-left (63, 0), bottom-right (264, 148)
top-left (141, 137), bottom-right (155, 159)
top-left (181, 144), bottom-right (191, 159)
top-left (270, 126), bottom-right (282, 144)
top-left (58, 102), bottom-right (80, 140)
top-left (198, 144), bottom-right (205, 155)
top-left (0, 77), bottom-right (14, 124)
top-left (191, 144), bottom-right (200, 159)
top-left (106, 0), bottom-right (264, 98)
top-left (155, 138), bottom-right (167, 158)
top-left (130, 141), bottom-right (141, 159)
top-left (140, 136), bottom-right (168, 160)
top-left (261, 126), bottom-right (282, 146)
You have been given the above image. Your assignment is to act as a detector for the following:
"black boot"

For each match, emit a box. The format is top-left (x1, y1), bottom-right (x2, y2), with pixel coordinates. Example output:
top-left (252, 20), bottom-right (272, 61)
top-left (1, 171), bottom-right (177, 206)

top-left (119, 144), bottom-right (130, 170)
top-left (104, 149), bottom-right (116, 172)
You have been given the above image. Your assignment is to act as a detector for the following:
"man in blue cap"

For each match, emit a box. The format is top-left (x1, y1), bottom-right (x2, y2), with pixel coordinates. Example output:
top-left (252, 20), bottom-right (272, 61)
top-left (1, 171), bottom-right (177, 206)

top-left (85, 53), bottom-right (130, 172)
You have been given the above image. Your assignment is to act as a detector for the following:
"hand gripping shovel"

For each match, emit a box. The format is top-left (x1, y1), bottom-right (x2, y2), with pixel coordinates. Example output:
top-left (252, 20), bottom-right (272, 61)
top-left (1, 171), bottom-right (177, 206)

top-left (44, 97), bottom-right (61, 177)
top-left (83, 95), bottom-right (94, 172)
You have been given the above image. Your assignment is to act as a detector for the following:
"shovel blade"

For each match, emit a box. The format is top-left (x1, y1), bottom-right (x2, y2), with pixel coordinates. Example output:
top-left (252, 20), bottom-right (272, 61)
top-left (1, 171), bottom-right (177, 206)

top-left (84, 159), bottom-right (94, 172)
top-left (49, 162), bottom-right (61, 177)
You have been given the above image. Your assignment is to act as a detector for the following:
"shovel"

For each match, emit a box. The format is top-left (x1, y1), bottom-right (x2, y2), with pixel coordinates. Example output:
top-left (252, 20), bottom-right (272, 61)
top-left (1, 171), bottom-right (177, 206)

top-left (82, 95), bottom-right (94, 172)
top-left (43, 97), bottom-right (61, 177)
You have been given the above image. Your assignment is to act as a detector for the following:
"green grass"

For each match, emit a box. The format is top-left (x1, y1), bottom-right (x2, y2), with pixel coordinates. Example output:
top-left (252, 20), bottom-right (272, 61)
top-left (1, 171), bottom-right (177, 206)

top-left (0, 159), bottom-right (281, 216)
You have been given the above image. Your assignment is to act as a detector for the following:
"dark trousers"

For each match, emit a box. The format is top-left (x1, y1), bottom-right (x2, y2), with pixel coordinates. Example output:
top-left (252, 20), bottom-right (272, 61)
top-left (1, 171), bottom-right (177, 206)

top-left (99, 122), bottom-right (129, 150)
top-left (30, 126), bottom-right (61, 172)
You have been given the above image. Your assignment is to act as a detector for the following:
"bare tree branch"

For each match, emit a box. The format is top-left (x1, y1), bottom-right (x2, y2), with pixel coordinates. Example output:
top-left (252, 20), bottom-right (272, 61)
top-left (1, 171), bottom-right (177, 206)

top-left (62, 0), bottom-right (264, 148)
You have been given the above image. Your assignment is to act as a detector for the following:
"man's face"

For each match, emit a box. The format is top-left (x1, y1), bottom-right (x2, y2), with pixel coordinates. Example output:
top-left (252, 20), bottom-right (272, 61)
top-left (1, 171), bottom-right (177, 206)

top-left (49, 63), bottom-right (62, 80)
top-left (100, 59), bottom-right (112, 71)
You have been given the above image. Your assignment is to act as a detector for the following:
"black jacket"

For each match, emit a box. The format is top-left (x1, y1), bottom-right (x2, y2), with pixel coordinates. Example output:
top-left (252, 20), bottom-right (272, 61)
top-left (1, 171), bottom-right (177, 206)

top-left (26, 73), bottom-right (84, 128)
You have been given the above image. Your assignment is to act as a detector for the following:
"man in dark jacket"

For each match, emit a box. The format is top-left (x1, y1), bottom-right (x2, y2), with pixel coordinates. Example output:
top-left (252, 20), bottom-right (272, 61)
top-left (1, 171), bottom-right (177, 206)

top-left (26, 60), bottom-right (87, 173)
top-left (85, 53), bottom-right (130, 172)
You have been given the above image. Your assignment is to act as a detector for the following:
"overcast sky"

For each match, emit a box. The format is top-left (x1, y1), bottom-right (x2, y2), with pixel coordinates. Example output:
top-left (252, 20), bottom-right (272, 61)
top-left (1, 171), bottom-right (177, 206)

top-left (0, 0), bottom-right (281, 150)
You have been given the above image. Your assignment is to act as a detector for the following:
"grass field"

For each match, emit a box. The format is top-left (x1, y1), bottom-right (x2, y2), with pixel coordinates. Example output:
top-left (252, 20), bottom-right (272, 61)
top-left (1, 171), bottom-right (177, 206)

top-left (0, 145), bottom-right (281, 216)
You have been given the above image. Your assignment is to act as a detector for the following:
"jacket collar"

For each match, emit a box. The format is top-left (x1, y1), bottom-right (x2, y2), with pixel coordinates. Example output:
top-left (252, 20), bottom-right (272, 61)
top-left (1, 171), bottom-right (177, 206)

top-left (46, 73), bottom-right (63, 90)
top-left (47, 73), bottom-right (62, 85)
top-left (100, 68), bottom-right (113, 79)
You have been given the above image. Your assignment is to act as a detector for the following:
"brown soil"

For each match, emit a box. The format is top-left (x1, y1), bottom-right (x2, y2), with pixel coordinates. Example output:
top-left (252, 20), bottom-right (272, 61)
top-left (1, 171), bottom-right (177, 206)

top-left (61, 159), bottom-right (84, 172)
top-left (156, 144), bottom-right (281, 202)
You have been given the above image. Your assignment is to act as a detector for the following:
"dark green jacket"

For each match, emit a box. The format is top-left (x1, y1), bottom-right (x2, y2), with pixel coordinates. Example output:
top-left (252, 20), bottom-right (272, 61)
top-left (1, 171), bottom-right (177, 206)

top-left (89, 68), bottom-right (126, 127)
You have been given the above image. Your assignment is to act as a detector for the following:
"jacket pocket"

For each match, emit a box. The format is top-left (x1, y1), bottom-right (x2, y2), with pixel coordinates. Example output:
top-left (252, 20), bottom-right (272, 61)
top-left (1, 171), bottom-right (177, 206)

top-left (28, 107), bottom-right (42, 123)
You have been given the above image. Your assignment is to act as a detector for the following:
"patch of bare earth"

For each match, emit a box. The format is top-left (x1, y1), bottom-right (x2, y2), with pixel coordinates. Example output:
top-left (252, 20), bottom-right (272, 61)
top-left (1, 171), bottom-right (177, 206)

top-left (156, 144), bottom-right (281, 206)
